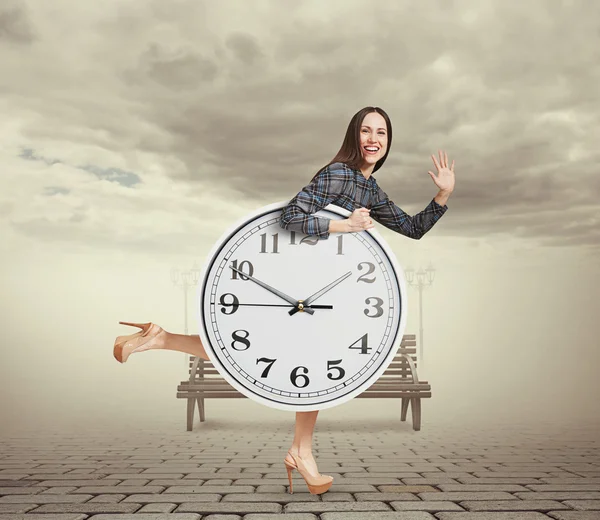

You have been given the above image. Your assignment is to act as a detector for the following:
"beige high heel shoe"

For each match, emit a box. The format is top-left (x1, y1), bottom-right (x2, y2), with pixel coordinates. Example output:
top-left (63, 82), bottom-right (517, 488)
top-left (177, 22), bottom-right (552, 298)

top-left (284, 451), bottom-right (333, 495)
top-left (113, 321), bottom-right (164, 363)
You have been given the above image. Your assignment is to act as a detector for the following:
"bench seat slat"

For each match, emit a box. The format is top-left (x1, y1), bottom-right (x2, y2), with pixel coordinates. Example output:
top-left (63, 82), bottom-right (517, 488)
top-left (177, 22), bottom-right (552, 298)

top-left (177, 333), bottom-right (429, 432)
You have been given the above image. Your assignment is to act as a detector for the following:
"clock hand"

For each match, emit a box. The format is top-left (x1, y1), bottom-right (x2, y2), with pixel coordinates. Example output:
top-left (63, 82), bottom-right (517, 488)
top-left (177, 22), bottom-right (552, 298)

top-left (229, 266), bottom-right (315, 315)
top-left (218, 302), bottom-right (333, 309)
top-left (289, 271), bottom-right (352, 316)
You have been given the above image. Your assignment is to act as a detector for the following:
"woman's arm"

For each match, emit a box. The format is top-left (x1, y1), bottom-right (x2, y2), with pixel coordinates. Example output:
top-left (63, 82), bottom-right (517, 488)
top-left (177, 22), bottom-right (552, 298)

top-left (369, 182), bottom-right (448, 240)
top-left (279, 163), bottom-right (352, 240)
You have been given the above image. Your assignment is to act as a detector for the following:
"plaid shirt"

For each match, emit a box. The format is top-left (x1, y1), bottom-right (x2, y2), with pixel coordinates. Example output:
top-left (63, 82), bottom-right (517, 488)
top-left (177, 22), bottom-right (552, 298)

top-left (279, 162), bottom-right (448, 240)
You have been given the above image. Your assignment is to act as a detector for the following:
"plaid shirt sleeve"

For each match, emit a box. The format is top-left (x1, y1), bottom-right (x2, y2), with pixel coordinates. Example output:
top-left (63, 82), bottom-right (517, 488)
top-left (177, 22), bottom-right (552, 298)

top-left (370, 183), bottom-right (448, 240)
top-left (279, 163), bottom-right (351, 240)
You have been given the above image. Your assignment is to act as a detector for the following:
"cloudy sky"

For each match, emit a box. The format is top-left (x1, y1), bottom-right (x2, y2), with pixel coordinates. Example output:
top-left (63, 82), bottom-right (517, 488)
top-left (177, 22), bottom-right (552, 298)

top-left (1, 0), bottom-right (599, 433)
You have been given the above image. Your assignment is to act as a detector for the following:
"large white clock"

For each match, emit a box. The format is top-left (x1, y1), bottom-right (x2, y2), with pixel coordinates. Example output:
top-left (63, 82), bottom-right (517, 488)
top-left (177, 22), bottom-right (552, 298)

top-left (196, 201), bottom-right (407, 412)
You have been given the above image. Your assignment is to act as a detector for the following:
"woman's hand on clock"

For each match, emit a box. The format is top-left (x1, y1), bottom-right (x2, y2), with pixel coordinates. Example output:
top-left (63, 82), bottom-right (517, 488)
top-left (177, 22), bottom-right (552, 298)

top-left (229, 265), bottom-right (315, 315)
top-left (346, 207), bottom-right (375, 233)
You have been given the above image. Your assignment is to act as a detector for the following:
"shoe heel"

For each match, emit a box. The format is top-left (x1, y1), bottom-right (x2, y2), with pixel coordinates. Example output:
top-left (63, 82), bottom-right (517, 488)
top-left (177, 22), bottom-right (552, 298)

top-left (284, 462), bottom-right (294, 494)
top-left (118, 321), bottom-right (151, 331)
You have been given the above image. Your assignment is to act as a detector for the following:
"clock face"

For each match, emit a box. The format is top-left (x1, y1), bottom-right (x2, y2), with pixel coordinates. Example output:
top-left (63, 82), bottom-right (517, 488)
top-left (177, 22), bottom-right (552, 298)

top-left (197, 201), bottom-right (407, 412)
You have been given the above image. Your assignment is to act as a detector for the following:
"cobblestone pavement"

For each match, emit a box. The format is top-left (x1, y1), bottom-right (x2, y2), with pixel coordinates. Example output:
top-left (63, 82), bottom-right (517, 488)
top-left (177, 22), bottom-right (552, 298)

top-left (1, 415), bottom-right (599, 520)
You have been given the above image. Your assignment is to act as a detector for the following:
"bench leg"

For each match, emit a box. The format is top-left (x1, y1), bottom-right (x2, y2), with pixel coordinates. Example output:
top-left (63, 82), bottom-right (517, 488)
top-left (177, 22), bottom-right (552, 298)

top-left (400, 397), bottom-right (410, 421)
top-left (186, 398), bottom-right (195, 431)
top-left (197, 397), bottom-right (205, 422)
top-left (411, 398), bottom-right (421, 431)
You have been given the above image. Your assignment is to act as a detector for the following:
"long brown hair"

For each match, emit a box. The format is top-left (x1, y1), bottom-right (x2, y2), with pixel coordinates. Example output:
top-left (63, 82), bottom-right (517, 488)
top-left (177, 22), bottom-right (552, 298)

top-left (310, 106), bottom-right (392, 182)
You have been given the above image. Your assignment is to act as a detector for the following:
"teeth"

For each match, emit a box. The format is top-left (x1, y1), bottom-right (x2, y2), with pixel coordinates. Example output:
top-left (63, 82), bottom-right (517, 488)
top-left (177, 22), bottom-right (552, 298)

top-left (366, 147), bottom-right (378, 151)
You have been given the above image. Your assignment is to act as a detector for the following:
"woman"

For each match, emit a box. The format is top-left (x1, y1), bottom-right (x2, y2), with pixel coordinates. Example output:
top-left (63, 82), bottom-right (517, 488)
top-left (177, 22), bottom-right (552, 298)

top-left (113, 106), bottom-right (455, 495)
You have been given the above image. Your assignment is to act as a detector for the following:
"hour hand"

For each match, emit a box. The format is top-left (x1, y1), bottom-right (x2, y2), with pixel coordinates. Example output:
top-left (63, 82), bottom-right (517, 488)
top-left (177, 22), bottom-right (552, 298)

top-left (289, 271), bottom-right (352, 316)
top-left (229, 266), bottom-right (315, 315)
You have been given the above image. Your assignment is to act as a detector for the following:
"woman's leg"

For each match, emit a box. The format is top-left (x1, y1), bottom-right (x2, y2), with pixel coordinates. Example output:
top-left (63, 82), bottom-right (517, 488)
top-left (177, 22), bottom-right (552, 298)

top-left (287, 411), bottom-right (327, 477)
top-left (161, 333), bottom-right (209, 361)
top-left (116, 324), bottom-right (210, 362)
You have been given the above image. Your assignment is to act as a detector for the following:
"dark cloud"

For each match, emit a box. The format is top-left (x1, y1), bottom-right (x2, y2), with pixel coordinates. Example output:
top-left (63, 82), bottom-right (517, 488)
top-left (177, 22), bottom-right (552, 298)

top-left (2, 0), bottom-right (599, 251)
top-left (0, 3), bottom-right (35, 44)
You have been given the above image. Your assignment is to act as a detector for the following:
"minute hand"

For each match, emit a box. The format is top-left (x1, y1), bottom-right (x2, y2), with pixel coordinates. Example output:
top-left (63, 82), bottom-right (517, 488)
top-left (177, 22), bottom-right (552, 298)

top-left (289, 271), bottom-right (352, 316)
top-left (229, 266), bottom-right (315, 315)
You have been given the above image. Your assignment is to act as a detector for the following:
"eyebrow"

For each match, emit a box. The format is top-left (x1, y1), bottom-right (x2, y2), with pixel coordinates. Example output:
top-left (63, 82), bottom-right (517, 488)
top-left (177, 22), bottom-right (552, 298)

top-left (361, 125), bottom-right (387, 131)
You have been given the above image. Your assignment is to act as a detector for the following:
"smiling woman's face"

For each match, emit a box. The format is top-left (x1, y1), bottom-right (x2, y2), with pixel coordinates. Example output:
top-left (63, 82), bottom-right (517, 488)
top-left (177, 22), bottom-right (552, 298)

top-left (359, 111), bottom-right (388, 172)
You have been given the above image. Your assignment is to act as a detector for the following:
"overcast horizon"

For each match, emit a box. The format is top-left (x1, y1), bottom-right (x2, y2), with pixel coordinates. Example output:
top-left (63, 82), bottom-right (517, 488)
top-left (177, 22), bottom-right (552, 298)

top-left (1, 0), bottom-right (599, 434)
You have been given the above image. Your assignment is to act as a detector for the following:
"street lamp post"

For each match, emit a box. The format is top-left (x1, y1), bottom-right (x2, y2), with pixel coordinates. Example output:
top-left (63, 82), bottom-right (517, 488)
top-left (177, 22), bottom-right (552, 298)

top-left (170, 262), bottom-right (201, 365)
top-left (404, 263), bottom-right (435, 368)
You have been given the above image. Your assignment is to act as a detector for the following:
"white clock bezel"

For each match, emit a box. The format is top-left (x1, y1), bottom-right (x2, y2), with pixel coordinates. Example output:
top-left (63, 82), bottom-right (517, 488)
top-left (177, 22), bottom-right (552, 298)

top-left (196, 200), bottom-right (408, 412)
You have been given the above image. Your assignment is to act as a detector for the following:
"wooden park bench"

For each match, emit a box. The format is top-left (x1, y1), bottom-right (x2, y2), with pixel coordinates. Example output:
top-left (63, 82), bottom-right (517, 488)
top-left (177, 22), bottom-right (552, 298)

top-left (176, 333), bottom-right (431, 431)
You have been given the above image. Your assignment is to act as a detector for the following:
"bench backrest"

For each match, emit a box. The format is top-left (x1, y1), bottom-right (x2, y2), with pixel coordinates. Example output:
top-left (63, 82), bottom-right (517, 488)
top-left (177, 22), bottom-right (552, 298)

top-left (188, 334), bottom-right (417, 382)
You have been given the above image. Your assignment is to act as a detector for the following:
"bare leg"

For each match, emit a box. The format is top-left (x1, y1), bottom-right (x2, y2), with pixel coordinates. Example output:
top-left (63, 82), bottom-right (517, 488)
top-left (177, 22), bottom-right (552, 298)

top-left (287, 411), bottom-right (328, 477)
top-left (116, 324), bottom-right (210, 362)
top-left (161, 333), bottom-right (209, 361)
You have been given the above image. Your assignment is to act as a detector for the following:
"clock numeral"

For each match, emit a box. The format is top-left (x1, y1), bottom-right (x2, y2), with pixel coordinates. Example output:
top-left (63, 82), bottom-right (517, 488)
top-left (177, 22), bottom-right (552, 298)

top-left (299, 236), bottom-right (319, 246)
top-left (256, 357), bottom-right (276, 377)
top-left (231, 329), bottom-right (251, 351)
top-left (290, 366), bottom-right (310, 388)
top-left (231, 259), bottom-right (254, 280)
top-left (259, 233), bottom-right (279, 254)
top-left (219, 293), bottom-right (240, 314)
top-left (327, 359), bottom-right (345, 380)
top-left (364, 297), bottom-right (384, 318)
top-left (348, 333), bottom-right (371, 355)
top-left (288, 231), bottom-right (319, 246)
top-left (357, 262), bottom-right (376, 283)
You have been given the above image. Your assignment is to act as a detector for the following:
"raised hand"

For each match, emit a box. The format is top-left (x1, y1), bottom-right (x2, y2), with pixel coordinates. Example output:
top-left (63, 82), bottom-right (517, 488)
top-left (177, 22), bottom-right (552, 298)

top-left (428, 149), bottom-right (455, 193)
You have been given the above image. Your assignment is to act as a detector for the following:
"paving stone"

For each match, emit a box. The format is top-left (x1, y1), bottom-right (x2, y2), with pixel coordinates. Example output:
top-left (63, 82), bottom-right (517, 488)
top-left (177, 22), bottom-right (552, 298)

top-left (76, 485), bottom-right (166, 494)
top-left (88, 494), bottom-right (127, 502)
top-left (355, 492), bottom-right (420, 501)
top-left (439, 484), bottom-right (530, 492)
top-left (122, 493), bottom-right (222, 503)
top-left (459, 500), bottom-right (572, 511)
top-left (457, 477), bottom-right (544, 484)
top-left (320, 513), bottom-right (436, 519)
top-left (255, 485), bottom-right (286, 493)
top-left (562, 500), bottom-right (600, 510)
top-left (417, 492), bottom-right (518, 501)
top-left (0, 513), bottom-right (88, 520)
top-left (0, 486), bottom-right (47, 494)
top-left (36, 479), bottom-right (122, 486)
top-left (221, 492), bottom-right (317, 502)
top-left (138, 502), bottom-right (178, 513)
top-left (244, 515), bottom-right (318, 520)
top-left (30, 502), bottom-right (142, 513)
top-left (163, 486), bottom-right (254, 494)
top-left (527, 484), bottom-right (600, 491)
top-left (39, 487), bottom-right (78, 494)
top-left (389, 501), bottom-right (465, 511)
top-left (320, 492), bottom-right (355, 501)
top-left (204, 515), bottom-right (242, 520)
top-left (516, 492), bottom-right (600, 500)
top-left (284, 501), bottom-right (392, 512)
top-left (0, 480), bottom-right (38, 487)
top-left (0, 504), bottom-right (37, 513)
top-left (175, 502), bottom-right (281, 514)
top-left (379, 485), bottom-right (440, 493)
top-left (89, 513), bottom-right (202, 520)
top-left (436, 514), bottom-right (551, 519)
top-left (0, 494), bottom-right (94, 503)
top-left (548, 512), bottom-right (600, 519)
